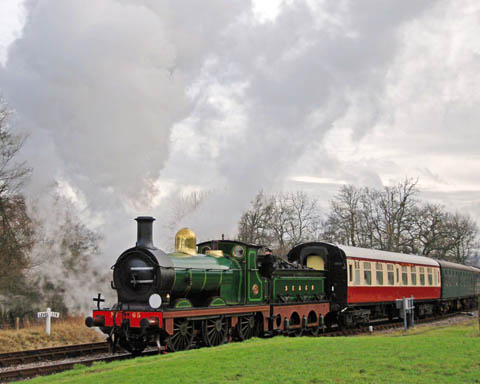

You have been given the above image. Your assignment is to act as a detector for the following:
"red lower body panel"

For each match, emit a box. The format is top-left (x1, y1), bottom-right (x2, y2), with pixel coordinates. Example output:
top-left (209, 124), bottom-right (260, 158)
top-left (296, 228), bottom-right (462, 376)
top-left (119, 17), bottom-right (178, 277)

top-left (348, 287), bottom-right (441, 304)
top-left (93, 310), bottom-right (163, 328)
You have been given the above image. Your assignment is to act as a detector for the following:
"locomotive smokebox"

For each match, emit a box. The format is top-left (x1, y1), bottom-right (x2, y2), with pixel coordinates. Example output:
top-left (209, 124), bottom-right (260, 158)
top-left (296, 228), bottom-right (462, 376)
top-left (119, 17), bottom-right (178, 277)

top-left (135, 216), bottom-right (155, 249)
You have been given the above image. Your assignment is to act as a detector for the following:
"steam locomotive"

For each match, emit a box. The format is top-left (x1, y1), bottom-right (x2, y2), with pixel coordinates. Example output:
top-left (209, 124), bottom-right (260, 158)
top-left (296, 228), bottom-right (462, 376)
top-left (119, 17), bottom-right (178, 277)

top-left (86, 217), bottom-right (328, 353)
top-left (86, 216), bottom-right (480, 354)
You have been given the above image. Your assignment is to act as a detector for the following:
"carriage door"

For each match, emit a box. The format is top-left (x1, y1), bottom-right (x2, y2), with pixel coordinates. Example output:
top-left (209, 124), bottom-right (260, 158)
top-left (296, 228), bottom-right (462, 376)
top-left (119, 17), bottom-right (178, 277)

top-left (395, 265), bottom-right (402, 293)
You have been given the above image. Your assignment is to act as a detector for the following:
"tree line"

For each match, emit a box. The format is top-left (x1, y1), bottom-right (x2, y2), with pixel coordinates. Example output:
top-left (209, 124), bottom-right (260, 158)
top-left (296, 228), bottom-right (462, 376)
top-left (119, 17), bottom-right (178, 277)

top-left (0, 100), bottom-right (104, 327)
top-left (237, 180), bottom-right (479, 266)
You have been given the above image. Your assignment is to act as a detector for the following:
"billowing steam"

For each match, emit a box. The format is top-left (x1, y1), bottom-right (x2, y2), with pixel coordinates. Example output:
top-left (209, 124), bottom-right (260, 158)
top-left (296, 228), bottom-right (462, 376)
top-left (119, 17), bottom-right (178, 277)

top-left (1, 0), bottom-right (480, 310)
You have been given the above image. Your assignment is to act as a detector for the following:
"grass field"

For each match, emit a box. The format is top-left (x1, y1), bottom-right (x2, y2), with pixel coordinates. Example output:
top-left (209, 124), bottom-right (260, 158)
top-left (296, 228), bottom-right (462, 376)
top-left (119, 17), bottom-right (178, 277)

top-left (26, 320), bottom-right (479, 384)
top-left (0, 317), bottom-right (103, 352)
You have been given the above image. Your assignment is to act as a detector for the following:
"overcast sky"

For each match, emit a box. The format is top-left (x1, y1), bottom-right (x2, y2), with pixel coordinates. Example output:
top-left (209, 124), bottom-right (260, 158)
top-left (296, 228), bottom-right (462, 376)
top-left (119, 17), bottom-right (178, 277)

top-left (0, 0), bottom-right (479, 259)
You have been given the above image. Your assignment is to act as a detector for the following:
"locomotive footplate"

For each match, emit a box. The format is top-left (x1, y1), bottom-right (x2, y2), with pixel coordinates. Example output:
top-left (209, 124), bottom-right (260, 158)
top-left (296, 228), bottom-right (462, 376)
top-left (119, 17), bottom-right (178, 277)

top-left (87, 305), bottom-right (272, 336)
top-left (87, 310), bottom-right (163, 329)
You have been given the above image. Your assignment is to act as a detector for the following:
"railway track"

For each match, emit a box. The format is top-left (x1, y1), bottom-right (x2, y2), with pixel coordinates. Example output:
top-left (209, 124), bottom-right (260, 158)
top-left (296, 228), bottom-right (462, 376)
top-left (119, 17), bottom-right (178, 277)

top-left (0, 342), bottom-right (109, 368)
top-left (319, 312), bottom-right (469, 337)
top-left (0, 312), bottom-right (474, 382)
top-left (0, 350), bottom-right (162, 382)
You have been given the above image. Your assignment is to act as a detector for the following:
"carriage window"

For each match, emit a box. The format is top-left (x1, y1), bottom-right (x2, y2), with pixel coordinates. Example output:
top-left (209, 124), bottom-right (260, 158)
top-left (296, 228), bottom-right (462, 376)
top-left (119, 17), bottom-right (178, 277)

top-left (387, 264), bottom-right (394, 285)
top-left (428, 268), bottom-right (433, 286)
top-left (355, 267), bottom-right (360, 285)
top-left (376, 263), bottom-right (384, 285)
top-left (420, 267), bottom-right (425, 286)
top-left (411, 266), bottom-right (417, 286)
top-left (363, 262), bottom-right (372, 285)
top-left (349, 264), bottom-right (353, 283)
top-left (402, 266), bottom-right (408, 285)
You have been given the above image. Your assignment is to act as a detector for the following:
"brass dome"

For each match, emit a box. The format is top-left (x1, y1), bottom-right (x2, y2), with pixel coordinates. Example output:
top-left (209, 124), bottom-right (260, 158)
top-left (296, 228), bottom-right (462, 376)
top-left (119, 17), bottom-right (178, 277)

top-left (175, 228), bottom-right (197, 256)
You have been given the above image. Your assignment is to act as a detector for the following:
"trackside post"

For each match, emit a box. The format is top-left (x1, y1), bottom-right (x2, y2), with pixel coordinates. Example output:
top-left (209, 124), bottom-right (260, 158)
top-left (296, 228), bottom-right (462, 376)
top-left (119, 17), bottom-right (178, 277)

top-left (37, 308), bottom-right (60, 335)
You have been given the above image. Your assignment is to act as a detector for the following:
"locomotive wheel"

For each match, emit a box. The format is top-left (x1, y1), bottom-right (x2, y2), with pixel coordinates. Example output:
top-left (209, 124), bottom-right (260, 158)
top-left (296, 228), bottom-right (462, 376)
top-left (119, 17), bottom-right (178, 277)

top-left (236, 315), bottom-right (256, 341)
top-left (202, 317), bottom-right (227, 347)
top-left (289, 327), bottom-right (303, 337)
top-left (166, 319), bottom-right (194, 352)
top-left (309, 325), bottom-right (322, 336)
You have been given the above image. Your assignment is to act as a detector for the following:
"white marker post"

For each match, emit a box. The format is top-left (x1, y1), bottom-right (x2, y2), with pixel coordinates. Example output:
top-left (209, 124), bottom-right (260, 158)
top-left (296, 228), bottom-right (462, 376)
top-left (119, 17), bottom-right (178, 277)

top-left (37, 308), bottom-right (60, 335)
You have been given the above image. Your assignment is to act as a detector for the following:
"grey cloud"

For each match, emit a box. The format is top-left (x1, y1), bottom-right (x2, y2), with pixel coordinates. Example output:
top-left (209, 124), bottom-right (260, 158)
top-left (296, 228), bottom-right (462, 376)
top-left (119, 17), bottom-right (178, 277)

top-left (2, 0), bottom-right (478, 269)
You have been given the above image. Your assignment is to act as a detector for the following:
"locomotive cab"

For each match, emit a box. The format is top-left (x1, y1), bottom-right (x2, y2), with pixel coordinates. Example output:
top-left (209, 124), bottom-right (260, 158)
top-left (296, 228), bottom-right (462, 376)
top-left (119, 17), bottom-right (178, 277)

top-left (197, 240), bottom-right (266, 305)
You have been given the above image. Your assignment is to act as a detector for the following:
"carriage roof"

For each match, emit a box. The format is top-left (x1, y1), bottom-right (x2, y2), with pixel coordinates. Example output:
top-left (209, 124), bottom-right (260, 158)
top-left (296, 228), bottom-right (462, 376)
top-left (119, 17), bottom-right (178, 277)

top-left (338, 245), bottom-right (439, 267)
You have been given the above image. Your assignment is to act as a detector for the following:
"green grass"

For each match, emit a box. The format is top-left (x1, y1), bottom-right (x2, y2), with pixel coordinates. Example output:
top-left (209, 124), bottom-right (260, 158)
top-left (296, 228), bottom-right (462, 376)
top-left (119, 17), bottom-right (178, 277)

top-left (26, 320), bottom-right (480, 384)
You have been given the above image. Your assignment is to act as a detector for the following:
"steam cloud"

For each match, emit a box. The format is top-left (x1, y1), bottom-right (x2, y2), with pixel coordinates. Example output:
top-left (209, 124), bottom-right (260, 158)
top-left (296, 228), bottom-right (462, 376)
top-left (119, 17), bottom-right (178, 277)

top-left (1, 0), bottom-right (479, 309)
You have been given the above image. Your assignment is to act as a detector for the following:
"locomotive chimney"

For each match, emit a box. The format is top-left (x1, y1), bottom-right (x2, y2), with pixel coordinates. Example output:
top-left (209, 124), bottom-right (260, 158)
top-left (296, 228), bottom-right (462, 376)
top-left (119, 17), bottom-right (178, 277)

top-left (135, 216), bottom-right (155, 249)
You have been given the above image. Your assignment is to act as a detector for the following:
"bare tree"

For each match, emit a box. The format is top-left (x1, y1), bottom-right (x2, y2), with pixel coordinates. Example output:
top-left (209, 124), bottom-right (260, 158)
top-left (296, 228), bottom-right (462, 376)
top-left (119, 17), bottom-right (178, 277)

top-left (323, 185), bottom-right (362, 246)
top-left (323, 179), bottom-right (418, 252)
top-left (237, 191), bottom-right (274, 245)
top-left (28, 193), bottom-right (105, 314)
top-left (0, 102), bottom-right (30, 196)
top-left (410, 204), bottom-right (450, 257)
top-left (445, 213), bottom-right (478, 264)
top-left (368, 179), bottom-right (418, 252)
top-left (323, 179), bottom-right (478, 264)
top-left (286, 191), bottom-right (321, 246)
top-left (167, 190), bottom-right (210, 233)
top-left (0, 101), bottom-right (34, 294)
top-left (238, 191), bottom-right (321, 256)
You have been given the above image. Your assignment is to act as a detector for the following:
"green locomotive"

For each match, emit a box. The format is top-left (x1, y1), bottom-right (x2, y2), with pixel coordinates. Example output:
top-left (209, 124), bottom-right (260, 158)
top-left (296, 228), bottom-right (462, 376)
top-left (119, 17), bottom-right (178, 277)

top-left (86, 217), bottom-right (330, 353)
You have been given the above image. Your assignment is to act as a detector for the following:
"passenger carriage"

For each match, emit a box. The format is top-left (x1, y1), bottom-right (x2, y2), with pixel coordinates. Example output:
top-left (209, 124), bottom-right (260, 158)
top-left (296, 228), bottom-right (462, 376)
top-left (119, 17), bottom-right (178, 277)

top-left (288, 242), bottom-right (479, 327)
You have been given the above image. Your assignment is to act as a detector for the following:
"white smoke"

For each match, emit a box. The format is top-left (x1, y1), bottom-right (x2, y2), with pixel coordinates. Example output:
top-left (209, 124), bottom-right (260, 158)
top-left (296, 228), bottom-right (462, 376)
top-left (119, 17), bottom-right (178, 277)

top-left (2, 0), bottom-right (480, 311)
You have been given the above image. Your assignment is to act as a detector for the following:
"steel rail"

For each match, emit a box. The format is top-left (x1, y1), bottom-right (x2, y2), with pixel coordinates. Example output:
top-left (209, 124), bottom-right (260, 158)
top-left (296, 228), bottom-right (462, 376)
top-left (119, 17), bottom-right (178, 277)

top-left (0, 349), bottom-right (160, 382)
top-left (318, 312), bottom-right (465, 337)
top-left (0, 342), bottom-right (109, 368)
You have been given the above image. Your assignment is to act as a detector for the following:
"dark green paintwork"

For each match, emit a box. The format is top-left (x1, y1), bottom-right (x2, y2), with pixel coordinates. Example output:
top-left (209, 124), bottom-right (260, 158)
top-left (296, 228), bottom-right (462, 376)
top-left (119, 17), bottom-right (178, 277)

top-left (272, 271), bottom-right (326, 303)
top-left (168, 253), bottom-right (241, 305)
top-left (441, 266), bottom-right (475, 299)
top-left (163, 240), bottom-right (328, 309)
